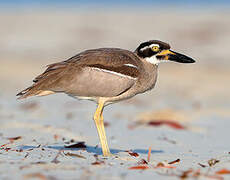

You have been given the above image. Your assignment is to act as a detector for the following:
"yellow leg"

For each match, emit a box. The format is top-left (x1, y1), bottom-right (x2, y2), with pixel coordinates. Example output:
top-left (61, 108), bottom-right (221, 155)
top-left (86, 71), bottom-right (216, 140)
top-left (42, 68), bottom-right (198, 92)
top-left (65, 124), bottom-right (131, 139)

top-left (93, 100), bottom-right (111, 157)
top-left (100, 113), bottom-right (111, 155)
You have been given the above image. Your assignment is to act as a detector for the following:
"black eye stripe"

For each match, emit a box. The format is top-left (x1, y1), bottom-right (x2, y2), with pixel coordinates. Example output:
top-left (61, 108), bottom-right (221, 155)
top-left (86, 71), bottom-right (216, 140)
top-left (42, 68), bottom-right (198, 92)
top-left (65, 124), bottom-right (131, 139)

top-left (138, 47), bottom-right (157, 58)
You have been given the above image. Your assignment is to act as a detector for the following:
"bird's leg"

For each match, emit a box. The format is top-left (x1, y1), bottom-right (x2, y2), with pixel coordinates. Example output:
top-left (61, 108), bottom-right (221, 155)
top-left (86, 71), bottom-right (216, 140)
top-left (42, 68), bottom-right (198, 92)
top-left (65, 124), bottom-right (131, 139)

top-left (93, 100), bottom-right (111, 157)
top-left (99, 111), bottom-right (111, 156)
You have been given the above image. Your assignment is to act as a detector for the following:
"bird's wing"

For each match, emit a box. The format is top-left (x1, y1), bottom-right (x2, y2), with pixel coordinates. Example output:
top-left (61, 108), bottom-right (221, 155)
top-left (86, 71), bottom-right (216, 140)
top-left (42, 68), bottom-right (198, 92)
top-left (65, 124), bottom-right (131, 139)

top-left (17, 48), bottom-right (142, 99)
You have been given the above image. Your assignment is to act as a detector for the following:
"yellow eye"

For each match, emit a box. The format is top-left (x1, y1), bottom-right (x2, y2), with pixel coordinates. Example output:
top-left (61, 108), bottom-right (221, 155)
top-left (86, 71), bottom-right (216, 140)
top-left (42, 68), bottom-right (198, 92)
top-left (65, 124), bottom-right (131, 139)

top-left (152, 46), bottom-right (160, 52)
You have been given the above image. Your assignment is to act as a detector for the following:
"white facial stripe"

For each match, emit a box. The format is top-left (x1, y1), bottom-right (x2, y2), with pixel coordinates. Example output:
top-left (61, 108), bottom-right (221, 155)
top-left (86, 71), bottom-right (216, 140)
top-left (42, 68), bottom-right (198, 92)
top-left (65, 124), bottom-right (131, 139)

top-left (140, 46), bottom-right (149, 52)
top-left (140, 44), bottom-right (160, 52)
top-left (149, 44), bottom-right (160, 48)
top-left (123, 63), bottom-right (138, 69)
top-left (91, 67), bottom-right (137, 80)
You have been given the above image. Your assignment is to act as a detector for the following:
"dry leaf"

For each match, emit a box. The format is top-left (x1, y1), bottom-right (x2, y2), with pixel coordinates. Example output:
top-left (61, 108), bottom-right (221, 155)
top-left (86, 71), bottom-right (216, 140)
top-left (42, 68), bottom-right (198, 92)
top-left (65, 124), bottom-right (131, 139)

top-left (24, 173), bottom-right (47, 180)
top-left (91, 154), bottom-right (104, 165)
top-left (91, 161), bottom-right (105, 165)
top-left (137, 159), bottom-right (148, 165)
top-left (198, 163), bottom-right (207, 168)
top-left (129, 165), bottom-right (149, 170)
top-left (126, 150), bottom-right (139, 157)
top-left (168, 159), bottom-right (180, 165)
top-left (53, 134), bottom-right (59, 141)
top-left (180, 169), bottom-right (193, 179)
top-left (104, 122), bottom-right (110, 127)
top-left (148, 121), bottom-right (186, 130)
top-left (156, 162), bottom-right (176, 169)
top-left (216, 169), bottom-right (230, 175)
top-left (64, 152), bottom-right (86, 159)
top-left (8, 136), bottom-right (22, 143)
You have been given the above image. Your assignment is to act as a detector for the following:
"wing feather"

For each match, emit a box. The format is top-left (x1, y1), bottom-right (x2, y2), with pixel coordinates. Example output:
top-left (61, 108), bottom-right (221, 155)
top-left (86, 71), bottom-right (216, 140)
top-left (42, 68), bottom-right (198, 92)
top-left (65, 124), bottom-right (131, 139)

top-left (17, 48), bottom-right (141, 99)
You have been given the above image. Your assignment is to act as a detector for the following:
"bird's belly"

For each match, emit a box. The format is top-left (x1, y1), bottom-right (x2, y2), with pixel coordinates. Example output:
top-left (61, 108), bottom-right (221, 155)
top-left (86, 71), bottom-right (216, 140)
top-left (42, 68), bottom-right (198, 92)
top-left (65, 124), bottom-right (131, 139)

top-left (66, 67), bottom-right (135, 98)
top-left (69, 95), bottom-right (98, 102)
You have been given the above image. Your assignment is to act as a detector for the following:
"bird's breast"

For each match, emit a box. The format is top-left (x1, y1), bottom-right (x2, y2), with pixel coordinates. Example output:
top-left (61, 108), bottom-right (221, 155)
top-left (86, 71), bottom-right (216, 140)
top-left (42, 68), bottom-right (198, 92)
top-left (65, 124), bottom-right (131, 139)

top-left (136, 64), bottom-right (158, 94)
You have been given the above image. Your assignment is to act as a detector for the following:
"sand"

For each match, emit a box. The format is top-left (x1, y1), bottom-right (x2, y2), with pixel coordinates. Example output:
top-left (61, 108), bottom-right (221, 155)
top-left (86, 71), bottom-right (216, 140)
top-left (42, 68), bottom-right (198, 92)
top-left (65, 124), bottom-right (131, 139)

top-left (0, 9), bottom-right (230, 180)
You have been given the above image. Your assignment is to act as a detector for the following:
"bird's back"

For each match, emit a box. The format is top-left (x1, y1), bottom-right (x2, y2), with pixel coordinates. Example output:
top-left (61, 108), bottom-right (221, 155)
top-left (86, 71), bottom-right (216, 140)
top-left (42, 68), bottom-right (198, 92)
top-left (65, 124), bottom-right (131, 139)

top-left (17, 48), bottom-right (144, 100)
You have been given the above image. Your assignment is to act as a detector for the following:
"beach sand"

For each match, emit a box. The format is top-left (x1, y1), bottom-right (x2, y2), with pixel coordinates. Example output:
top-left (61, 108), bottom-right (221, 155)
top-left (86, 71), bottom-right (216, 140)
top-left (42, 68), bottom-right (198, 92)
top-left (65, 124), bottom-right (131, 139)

top-left (0, 9), bottom-right (230, 179)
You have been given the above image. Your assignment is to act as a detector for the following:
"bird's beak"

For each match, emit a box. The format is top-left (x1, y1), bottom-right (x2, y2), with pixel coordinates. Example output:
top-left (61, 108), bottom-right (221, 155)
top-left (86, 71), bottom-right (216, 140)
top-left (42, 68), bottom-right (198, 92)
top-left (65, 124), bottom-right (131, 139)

top-left (157, 50), bottom-right (195, 63)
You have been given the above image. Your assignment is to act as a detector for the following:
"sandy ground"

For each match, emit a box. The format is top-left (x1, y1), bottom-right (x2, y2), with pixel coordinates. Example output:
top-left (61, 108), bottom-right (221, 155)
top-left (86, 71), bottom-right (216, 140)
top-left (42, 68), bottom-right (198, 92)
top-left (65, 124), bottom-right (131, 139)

top-left (1, 9), bottom-right (230, 180)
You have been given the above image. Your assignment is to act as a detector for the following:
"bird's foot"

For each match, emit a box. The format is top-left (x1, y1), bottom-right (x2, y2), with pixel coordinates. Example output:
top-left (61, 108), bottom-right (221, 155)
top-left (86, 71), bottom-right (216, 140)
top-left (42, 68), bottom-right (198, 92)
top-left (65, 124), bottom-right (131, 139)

top-left (102, 152), bottom-right (114, 158)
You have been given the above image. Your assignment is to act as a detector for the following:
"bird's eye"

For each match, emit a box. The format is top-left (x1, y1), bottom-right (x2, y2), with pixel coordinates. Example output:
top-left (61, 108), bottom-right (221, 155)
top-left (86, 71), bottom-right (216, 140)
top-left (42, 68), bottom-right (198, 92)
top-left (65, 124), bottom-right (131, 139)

top-left (152, 46), bottom-right (160, 52)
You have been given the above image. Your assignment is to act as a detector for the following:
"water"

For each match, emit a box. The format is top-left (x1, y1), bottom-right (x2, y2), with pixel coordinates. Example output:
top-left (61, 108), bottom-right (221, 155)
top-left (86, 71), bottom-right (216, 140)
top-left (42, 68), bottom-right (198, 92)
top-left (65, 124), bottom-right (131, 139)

top-left (0, 0), bottom-right (230, 9)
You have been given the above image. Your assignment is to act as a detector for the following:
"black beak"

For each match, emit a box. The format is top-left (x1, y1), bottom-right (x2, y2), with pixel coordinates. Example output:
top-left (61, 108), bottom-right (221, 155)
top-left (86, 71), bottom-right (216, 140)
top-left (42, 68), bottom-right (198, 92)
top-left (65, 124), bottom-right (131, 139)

top-left (168, 50), bottom-right (196, 63)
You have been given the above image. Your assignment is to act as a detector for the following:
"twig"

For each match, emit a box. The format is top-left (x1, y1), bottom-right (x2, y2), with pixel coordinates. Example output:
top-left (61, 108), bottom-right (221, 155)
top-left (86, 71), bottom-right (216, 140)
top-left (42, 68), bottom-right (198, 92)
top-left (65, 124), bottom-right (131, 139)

top-left (147, 147), bottom-right (151, 162)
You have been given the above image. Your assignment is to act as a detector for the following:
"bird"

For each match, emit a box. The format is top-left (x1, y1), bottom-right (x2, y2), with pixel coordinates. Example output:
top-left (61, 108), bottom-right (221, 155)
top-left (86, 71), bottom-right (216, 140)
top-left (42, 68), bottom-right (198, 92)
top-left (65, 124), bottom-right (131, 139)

top-left (17, 40), bottom-right (195, 157)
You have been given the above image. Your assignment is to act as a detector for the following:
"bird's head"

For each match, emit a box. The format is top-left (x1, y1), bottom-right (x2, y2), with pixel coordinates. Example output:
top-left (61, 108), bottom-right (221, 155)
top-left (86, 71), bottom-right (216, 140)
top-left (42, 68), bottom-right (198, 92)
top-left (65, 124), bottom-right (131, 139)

top-left (135, 40), bottom-right (195, 65)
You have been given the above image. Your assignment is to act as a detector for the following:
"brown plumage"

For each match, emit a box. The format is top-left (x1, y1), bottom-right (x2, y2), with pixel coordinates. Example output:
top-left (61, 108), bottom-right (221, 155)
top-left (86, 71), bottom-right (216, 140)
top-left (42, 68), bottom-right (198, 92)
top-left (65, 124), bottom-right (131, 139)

top-left (17, 48), bottom-right (148, 101)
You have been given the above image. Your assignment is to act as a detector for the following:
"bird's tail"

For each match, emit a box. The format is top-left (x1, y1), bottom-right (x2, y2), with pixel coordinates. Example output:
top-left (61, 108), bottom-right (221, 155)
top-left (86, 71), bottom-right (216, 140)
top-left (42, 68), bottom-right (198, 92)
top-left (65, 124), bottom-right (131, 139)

top-left (16, 62), bottom-right (65, 100)
top-left (16, 85), bottom-right (54, 100)
top-left (16, 85), bottom-right (37, 99)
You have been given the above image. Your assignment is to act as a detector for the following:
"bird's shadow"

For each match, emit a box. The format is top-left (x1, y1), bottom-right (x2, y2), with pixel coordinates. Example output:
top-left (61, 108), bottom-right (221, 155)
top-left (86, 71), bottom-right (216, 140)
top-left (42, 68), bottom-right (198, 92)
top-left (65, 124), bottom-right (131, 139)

top-left (20, 143), bottom-right (163, 155)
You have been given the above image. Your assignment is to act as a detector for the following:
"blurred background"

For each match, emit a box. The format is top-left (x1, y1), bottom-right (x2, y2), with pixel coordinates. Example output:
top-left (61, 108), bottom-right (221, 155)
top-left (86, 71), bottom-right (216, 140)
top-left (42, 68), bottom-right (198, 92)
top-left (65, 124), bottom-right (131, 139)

top-left (1, 0), bottom-right (230, 105)
top-left (0, 1), bottom-right (230, 179)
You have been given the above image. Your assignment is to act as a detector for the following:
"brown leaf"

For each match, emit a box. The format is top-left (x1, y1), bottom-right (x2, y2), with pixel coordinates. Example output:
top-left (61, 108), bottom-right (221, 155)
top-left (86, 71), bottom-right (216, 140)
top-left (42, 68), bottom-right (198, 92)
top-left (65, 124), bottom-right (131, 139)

top-left (129, 165), bottom-right (149, 170)
top-left (126, 150), bottom-right (139, 157)
top-left (216, 169), bottom-right (230, 175)
top-left (91, 161), bottom-right (105, 165)
top-left (198, 163), bottom-right (207, 168)
top-left (91, 154), bottom-right (104, 165)
top-left (192, 169), bottom-right (201, 178)
top-left (31, 161), bottom-right (46, 165)
top-left (137, 159), bottom-right (148, 165)
top-left (64, 152), bottom-right (86, 159)
top-left (8, 136), bottom-right (22, 142)
top-left (16, 149), bottom-right (23, 152)
top-left (156, 162), bottom-right (165, 168)
top-left (104, 122), bottom-right (110, 127)
top-left (24, 173), bottom-right (48, 180)
top-left (180, 169), bottom-right (193, 179)
top-left (53, 134), bottom-right (59, 141)
top-left (168, 158), bottom-right (180, 165)
top-left (64, 142), bottom-right (86, 148)
top-left (148, 120), bottom-right (186, 130)
top-left (156, 162), bottom-right (176, 169)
